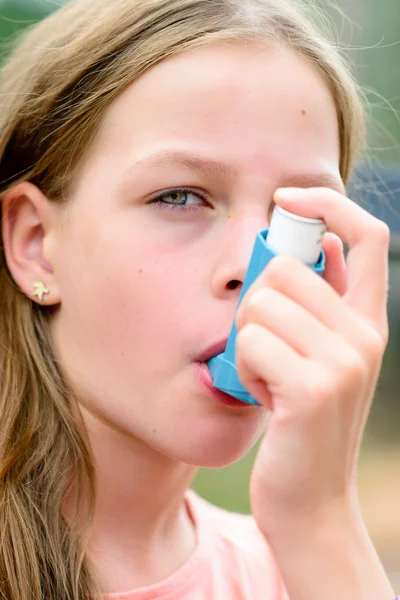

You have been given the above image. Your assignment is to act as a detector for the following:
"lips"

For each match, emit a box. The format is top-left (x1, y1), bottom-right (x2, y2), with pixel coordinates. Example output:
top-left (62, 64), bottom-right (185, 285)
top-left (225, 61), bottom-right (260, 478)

top-left (195, 339), bottom-right (228, 363)
top-left (195, 361), bottom-right (248, 407)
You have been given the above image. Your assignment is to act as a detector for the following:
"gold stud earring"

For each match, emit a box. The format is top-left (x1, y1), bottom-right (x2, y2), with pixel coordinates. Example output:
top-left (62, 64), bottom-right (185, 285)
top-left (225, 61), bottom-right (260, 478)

top-left (33, 281), bottom-right (50, 302)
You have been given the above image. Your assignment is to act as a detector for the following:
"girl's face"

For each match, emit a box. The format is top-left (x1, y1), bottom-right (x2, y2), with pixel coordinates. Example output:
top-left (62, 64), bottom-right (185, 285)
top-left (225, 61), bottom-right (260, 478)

top-left (49, 42), bottom-right (342, 467)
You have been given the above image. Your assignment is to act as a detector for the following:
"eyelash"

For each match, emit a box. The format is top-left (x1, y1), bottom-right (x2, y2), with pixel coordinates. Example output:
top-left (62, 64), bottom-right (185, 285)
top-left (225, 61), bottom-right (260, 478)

top-left (149, 188), bottom-right (210, 213)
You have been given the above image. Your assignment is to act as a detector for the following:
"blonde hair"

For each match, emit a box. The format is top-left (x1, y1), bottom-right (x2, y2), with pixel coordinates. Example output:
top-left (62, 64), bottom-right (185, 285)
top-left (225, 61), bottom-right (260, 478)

top-left (0, 0), bottom-right (365, 598)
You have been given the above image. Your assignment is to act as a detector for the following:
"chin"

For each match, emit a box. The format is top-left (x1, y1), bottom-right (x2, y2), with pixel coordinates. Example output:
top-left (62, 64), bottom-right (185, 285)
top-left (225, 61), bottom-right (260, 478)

top-left (167, 414), bottom-right (266, 468)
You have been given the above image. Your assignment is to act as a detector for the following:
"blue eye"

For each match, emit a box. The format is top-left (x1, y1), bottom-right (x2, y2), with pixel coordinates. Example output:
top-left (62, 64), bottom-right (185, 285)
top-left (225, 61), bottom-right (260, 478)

top-left (149, 188), bottom-right (210, 213)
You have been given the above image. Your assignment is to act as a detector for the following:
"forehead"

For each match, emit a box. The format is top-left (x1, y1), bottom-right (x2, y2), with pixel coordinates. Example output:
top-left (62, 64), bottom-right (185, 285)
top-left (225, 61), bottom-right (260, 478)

top-left (87, 41), bottom-right (341, 185)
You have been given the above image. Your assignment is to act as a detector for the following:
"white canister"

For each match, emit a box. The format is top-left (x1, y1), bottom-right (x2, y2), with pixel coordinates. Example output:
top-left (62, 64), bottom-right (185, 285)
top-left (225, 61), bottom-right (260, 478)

top-left (267, 206), bottom-right (326, 266)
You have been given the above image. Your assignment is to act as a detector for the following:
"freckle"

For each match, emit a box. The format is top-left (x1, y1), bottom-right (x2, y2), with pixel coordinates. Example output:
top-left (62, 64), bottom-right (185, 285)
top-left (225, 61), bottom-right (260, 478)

top-left (152, 429), bottom-right (156, 434)
top-left (228, 215), bottom-right (231, 219)
top-left (301, 109), bottom-right (307, 116)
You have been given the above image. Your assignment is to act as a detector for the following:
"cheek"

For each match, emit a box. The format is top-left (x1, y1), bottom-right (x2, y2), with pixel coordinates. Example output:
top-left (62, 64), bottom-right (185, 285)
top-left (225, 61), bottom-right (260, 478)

top-left (54, 219), bottom-right (202, 382)
top-left (52, 216), bottom-right (270, 463)
top-left (100, 240), bottom-right (199, 348)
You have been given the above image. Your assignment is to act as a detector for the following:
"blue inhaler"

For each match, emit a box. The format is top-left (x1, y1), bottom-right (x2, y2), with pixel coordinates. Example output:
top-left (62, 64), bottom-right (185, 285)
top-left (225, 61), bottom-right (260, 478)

top-left (207, 207), bottom-right (327, 406)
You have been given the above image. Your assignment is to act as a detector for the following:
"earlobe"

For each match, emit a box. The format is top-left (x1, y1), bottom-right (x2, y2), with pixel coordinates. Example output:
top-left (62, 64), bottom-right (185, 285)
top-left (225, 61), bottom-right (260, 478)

top-left (1, 182), bottom-right (61, 306)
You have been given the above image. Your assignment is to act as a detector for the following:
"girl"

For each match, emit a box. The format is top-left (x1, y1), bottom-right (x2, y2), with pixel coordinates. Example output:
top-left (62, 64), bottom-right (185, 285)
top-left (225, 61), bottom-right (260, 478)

top-left (0, 0), bottom-right (396, 598)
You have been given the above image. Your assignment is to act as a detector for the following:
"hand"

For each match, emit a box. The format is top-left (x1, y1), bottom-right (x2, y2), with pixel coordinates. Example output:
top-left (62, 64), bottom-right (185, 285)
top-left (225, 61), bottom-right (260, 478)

top-left (235, 187), bottom-right (390, 538)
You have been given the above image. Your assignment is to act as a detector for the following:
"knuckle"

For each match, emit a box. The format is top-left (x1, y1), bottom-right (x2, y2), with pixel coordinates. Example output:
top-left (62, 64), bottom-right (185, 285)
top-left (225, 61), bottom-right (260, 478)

top-left (264, 256), bottom-right (282, 281)
top-left (235, 304), bottom-right (245, 330)
top-left (236, 323), bottom-right (261, 358)
top-left (340, 348), bottom-right (366, 380)
top-left (236, 288), bottom-right (267, 329)
top-left (301, 372), bottom-right (333, 404)
top-left (237, 322), bottom-right (258, 347)
top-left (380, 319), bottom-right (390, 347)
top-left (372, 219), bottom-right (391, 246)
top-left (246, 288), bottom-right (274, 319)
top-left (363, 326), bottom-right (387, 362)
top-left (248, 287), bottom-right (270, 307)
top-left (266, 254), bottom-right (297, 278)
top-left (329, 346), bottom-right (368, 397)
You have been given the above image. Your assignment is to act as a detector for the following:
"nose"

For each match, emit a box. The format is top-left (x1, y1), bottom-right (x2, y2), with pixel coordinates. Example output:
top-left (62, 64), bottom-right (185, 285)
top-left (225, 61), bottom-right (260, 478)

top-left (210, 214), bottom-right (269, 299)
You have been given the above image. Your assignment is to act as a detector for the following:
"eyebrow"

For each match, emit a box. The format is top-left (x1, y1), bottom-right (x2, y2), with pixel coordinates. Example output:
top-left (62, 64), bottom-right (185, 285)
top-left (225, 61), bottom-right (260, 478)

top-left (125, 150), bottom-right (345, 194)
top-left (127, 150), bottom-right (237, 180)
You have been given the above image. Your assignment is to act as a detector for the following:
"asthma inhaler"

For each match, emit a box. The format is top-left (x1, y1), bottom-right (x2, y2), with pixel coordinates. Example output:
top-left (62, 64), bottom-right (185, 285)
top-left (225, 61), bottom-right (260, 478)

top-left (206, 207), bottom-right (327, 406)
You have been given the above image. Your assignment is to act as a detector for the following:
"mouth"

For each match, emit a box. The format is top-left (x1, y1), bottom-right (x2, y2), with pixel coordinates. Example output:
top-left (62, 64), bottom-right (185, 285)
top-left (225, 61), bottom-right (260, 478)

top-left (193, 339), bottom-right (252, 408)
top-left (194, 339), bottom-right (228, 363)
top-left (194, 361), bottom-right (250, 408)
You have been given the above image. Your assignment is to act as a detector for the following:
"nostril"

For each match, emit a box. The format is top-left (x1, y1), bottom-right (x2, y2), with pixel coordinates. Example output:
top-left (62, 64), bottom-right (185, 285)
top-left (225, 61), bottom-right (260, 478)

top-left (227, 280), bottom-right (241, 290)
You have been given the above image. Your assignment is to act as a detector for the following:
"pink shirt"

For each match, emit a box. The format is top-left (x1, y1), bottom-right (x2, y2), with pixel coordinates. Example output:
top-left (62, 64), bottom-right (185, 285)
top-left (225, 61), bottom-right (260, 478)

top-left (108, 489), bottom-right (288, 599)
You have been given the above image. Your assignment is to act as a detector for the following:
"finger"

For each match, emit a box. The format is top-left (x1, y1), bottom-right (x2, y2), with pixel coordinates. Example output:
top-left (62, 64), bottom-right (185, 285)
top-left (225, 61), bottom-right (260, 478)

top-left (239, 286), bottom-right (346, 361)
top-left (236, 323), bottom-right (304, 408)
top-left (321, 232), bottom-right (347, 296)
top-left (274, 187), bottom-right (390, 335)
top-left (236, 255), bottom-right (380, 363)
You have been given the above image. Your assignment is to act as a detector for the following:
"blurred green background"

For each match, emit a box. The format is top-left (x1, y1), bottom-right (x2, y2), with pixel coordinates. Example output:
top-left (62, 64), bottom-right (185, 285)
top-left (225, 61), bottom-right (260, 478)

top-left (1, 0), bottom-right (399, 588)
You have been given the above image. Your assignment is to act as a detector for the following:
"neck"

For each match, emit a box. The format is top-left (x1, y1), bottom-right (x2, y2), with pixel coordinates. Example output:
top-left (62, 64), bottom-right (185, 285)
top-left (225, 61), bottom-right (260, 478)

top-left (64, 404), bottom-right (197, 593)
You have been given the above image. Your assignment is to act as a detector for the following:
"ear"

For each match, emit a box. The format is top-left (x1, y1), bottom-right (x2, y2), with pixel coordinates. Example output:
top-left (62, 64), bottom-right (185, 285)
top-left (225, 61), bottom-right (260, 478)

top-left (1, 182), bottom-right (61, 306)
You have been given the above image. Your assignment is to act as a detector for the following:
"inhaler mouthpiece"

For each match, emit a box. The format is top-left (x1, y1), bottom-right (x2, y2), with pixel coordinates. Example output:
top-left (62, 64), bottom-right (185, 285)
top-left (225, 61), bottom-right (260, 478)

top-left (206, 207), bottom-right (327, 406)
